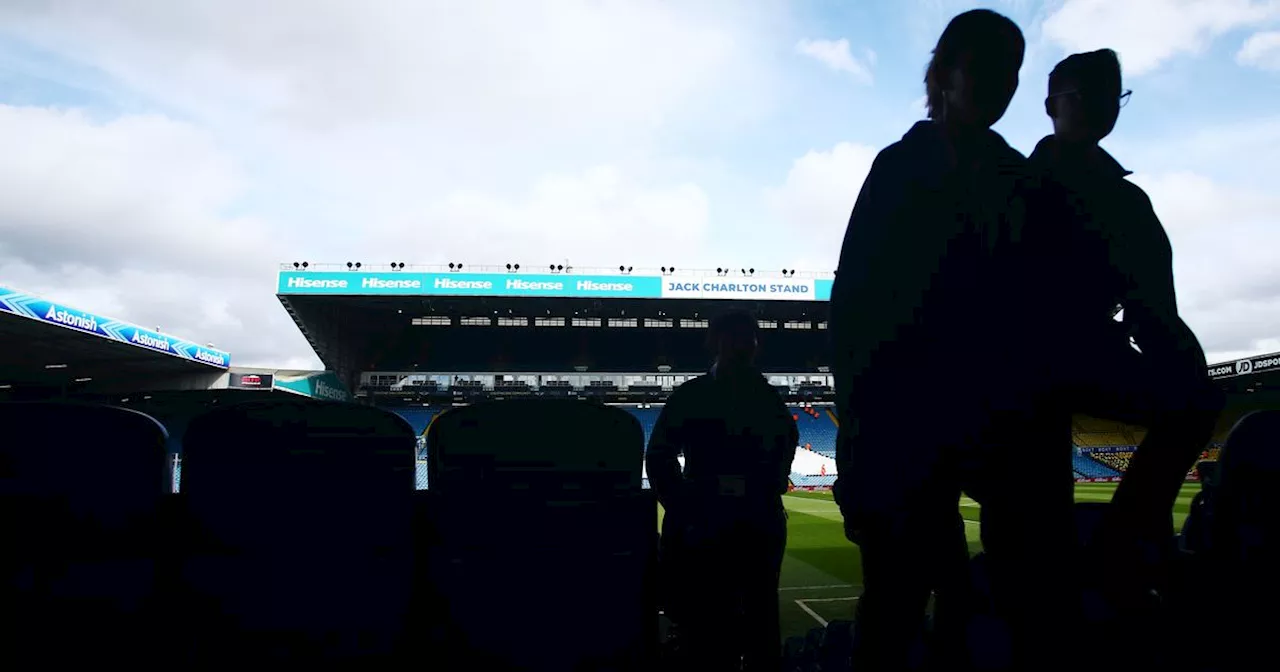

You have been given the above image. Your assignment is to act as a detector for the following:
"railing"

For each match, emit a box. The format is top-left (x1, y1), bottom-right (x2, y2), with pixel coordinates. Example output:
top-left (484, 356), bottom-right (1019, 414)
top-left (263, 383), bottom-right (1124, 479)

top-left (170, 454), bottom-right (182, 494)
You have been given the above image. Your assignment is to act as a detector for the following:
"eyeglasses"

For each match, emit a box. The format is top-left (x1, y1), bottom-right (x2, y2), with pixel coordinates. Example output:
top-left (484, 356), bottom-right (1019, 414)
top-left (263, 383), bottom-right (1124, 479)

top-left (1049, 88), bottom-right (1133, 108)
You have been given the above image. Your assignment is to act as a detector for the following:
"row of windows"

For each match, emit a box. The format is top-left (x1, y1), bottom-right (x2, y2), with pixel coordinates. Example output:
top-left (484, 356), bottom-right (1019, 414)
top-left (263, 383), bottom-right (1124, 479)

top-left (409, 316), bottom-right (827, 329)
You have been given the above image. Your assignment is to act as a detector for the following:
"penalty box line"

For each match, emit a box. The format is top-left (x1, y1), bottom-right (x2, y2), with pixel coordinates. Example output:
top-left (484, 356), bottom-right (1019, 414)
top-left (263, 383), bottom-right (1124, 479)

top-left (794, 596), bottom-right (860, 627)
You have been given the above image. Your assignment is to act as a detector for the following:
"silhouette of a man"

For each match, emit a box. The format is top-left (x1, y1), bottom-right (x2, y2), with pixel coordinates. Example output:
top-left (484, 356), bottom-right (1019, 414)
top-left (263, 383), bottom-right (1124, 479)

top-left (647, 310), bottom-right (797, 672)
top-left (969, 48), bottom-right (1224, 663)
top-left (1030, 48), bottom-right (1221, 551)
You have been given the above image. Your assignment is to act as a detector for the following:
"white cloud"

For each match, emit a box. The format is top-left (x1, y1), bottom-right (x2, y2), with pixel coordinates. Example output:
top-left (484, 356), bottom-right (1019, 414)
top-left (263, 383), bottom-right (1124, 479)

top-left (0, 1), bottom-right (787, 368)
top-left (0, 0), bottom-right (768, 157)
top-left (378, 166), bottom-right (713, 270)
top-left (1129, 169), bottom-right (1280, 359)
top-left (0, 101), bottom-right (722, 365)
top-left (1237, 30), bottom-right (1280, 70)
top-left (0, 105), bottom-right (283, 276)
top-left (795, 38), bottom-right (875, 84)
top-left (764, 142), bottom-right (879, 267)
top-left (1041, 0), bottom-right (1280, 76)
top-left (0, 105), bottom-right (316, 367)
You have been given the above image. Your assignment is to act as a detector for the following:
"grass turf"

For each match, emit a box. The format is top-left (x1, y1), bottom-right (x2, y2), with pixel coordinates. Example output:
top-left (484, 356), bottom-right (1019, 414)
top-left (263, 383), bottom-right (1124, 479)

top-left (660, 481), bottom-right (1201, 640)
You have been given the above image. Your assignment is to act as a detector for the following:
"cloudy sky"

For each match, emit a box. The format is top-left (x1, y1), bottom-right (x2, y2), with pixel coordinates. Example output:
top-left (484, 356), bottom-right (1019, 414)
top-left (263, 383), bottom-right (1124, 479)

top-left (0, 0), bottom-right (1276, 369)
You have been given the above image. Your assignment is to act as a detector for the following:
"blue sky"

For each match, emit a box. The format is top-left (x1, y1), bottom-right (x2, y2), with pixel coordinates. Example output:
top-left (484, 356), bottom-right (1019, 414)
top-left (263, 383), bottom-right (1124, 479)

top-left (0, 0), bottom-right (1277, 367)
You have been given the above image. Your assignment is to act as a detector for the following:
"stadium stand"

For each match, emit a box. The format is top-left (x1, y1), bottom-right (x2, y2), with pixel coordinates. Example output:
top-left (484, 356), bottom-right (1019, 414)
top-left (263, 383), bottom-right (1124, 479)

top-left (1071, 414), bottom-right (1144, 447)
top-left (628, 406), bottom-right (661, 447)
top-left (1072, 452), bottom-right (1121, 479)
top-left (793, 406), bottom-right (838, 457)
top-left (790, 474), bottom-right (839, 488)
top-left (1087, 450), bottom-right (1133, 474)
top-left (381, 407), bottom-right (438, 490)
top-left (790, 446), bottom-right (838, 488)
top-left (388, 406), bottom-right (437, 435)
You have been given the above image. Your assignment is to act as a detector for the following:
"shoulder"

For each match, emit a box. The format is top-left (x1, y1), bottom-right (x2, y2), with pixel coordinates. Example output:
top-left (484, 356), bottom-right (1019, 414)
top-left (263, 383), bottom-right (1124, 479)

top-left (986, 129), bottom-right (1030, 167)
top-left (875, 139), bottom-right (910, 165)
top-left (665, 374), bottom-right (711, 404)
top-left (1118, 178), bottom-right (1155, 210)
top-left (1118, 179), bottom-right (1172, 251)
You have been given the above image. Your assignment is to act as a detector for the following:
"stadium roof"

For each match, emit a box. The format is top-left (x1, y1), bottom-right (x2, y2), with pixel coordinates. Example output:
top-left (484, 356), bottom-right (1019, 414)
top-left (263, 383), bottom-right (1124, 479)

top-left (276, 263), bottom-right (832, 386)
top-left (1207, 351), bottom-right (1280, 381)
top-left (276, 263), bottom-right (1280, 399)
top-left (0, 284), bottom-right (231, 390)
top-left (1207, 350), bottom-right (1280, 401)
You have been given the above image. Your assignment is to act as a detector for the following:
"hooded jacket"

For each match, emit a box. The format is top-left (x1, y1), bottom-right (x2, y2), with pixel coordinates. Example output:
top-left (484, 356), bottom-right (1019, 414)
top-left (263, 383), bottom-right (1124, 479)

top-left (830, 120), bottom-right (1034, 519)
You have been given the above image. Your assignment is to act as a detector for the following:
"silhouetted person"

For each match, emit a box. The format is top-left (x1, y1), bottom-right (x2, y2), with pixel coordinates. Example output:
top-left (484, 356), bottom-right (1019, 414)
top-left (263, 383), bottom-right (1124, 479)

top-left (1018, 47), bottom-right (1222, 636)
top-left (829, 9), bottom-right (1029, 669)
top-left (647, 311), bottom-right (797, 672)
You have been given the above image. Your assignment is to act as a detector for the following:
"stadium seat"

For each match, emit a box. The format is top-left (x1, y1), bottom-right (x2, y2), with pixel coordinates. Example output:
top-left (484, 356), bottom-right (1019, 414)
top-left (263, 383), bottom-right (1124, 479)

top-left (387, 406), bottom-right (437, 436)
top-left (793, 407), bottom-right (838, 457)
top-left (384, 407), bottom-right (437, 490)
top-left (1173, 411), bottom-right (1280, 671)
top-left (789, 473), bottom-right (837, 488)
top-left (626, 406), bottom-right (662, 448)
top-left (421, 399), bottom-right (655, 671)
top-left (1072, 452), bottom-right (1122, 479)
top-left (0, 402), bottom-right (170, 665)
top-left (175, 399), bottom-right (416, 664)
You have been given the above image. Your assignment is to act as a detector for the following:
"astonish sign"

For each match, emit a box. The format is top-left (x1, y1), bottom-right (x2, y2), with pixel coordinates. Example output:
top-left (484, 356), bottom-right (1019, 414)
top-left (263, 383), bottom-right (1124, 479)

top-left (0, 285), bottom-right (231, 368)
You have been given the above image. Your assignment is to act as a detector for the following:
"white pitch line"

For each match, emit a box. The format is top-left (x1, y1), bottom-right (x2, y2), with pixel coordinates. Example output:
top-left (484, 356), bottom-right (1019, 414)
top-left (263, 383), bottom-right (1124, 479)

top-left (779, 584), bottom-right (857, 592)
top-left (795, 600), bottom-right (829, 627)
top-left (794, 596), bottom-right (860, 627)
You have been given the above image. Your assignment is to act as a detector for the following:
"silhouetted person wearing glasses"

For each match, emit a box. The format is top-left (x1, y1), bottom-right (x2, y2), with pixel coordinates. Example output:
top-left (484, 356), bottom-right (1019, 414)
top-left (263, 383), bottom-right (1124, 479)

top-left (647, 311), bottom-right (797, 672)
top-left (1018, 48), bottom-right (1222, 617)
top-left (830, 9), bottom-right (1029, 669)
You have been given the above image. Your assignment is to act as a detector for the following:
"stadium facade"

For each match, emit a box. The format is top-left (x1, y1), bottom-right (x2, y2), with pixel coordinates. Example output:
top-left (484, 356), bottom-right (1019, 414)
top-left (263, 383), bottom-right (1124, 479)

top-left (274, 262), bottom-right (1279, 489)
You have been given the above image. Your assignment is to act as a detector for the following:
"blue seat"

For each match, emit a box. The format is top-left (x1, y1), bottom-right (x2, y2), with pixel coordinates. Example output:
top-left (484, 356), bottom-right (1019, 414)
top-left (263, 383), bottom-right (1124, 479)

top-left (387, 407), bottom-right (437, 436)
top-left (790, 473), bottom-right (837, 488)
top-left (793, 408), bottom-right (838, 456)
top-left (626, 407), bottom-right (662, 449)
top-left (1072, 453), bottom-right (1121, 478)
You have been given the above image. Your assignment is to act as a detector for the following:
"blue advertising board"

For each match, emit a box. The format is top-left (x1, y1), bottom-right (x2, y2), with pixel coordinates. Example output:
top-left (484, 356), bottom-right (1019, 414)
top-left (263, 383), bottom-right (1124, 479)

top-left (0, 285), bottom-right (230, 368)
top-left (278, 271), bottom-right (661, 298)
top-left (279, 271), bottom-right (832, 302)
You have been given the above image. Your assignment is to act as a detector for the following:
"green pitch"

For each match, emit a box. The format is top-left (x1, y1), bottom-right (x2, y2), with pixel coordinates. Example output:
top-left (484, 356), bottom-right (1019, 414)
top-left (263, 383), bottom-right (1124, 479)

top-left (659, 481), bottom-right (1201, 640)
